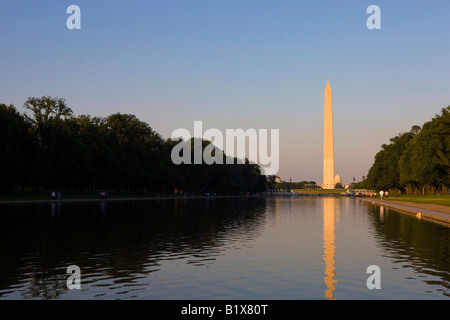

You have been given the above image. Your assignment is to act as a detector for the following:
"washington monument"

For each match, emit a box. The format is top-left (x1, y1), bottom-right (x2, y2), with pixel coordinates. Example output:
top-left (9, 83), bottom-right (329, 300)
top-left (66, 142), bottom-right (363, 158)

top-left (323, 81), bottom-right (335, 189)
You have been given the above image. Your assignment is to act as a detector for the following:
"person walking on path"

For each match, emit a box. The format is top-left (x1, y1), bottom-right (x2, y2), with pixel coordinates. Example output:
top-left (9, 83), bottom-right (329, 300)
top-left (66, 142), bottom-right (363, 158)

top-left (379, 190), bottom-right (384, 201)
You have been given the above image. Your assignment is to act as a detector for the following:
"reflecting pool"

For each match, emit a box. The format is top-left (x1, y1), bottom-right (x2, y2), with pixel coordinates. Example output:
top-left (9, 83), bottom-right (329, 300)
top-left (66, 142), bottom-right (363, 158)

top-left (0, 197), bottom-right (448, 299)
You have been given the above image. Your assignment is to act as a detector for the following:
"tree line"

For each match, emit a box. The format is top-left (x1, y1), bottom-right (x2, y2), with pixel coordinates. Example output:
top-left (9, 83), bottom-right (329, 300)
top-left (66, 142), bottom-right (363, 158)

top-left (270, 181), bottom-right (317, 190)
top-left (360, 106), bottom-right (450, 195)
top-left (0, 96), bottom-right (267, 196)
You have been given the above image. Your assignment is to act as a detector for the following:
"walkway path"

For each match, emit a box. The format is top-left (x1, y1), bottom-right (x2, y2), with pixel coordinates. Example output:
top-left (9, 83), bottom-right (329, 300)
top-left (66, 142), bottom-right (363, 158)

top-left (359, 198), bottom-right (450, 225)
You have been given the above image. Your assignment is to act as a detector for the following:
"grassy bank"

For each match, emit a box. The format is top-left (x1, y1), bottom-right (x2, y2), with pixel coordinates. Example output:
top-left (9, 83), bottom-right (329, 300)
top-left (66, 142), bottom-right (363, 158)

top-left (0, 193), bottom-right (190, 202)
top-left (386, 194), bottom-right (450, 207)
top-left (0, 193), bottom-right (261, 203)
top-left (293, 189), bottom-right (345, 195)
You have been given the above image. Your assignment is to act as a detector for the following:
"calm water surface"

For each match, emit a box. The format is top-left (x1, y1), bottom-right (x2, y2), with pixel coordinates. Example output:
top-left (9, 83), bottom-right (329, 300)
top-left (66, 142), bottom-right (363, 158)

top-left (0, 197), bottom-right (448, 300)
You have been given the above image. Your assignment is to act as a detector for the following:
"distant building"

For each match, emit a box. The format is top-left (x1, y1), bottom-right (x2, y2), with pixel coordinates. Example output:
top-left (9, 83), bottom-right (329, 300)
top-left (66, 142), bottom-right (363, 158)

top-left (335, 172), bottom-right (342, 186)
top-left (334, 171), bottom-right (342, 184)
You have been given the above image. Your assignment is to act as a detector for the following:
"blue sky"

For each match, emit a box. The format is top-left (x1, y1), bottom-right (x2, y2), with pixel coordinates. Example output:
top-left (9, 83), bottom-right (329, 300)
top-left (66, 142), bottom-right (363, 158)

top-left (1, 1), bottom-right (449, 184)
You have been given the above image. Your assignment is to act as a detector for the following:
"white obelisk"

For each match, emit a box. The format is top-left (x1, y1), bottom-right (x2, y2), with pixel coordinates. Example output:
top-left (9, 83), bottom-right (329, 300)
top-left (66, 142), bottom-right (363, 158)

top-left (323, 81), bottom-right (335, 189)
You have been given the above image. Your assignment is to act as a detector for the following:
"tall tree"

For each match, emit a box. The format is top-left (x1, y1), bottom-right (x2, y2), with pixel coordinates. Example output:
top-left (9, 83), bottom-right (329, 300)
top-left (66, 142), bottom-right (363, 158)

top-left (23, 96), bottom-right (74, 189)
top-left (399, 107), bottom-right (450, 194)
top-left (104, 113), bottom-right (164, 193)
top-left (365, 128), bottom-right (417, 191)
top-left (0, 104), bottom-right (38, 193)
top-left (365, 106), bottom-right (449, 194)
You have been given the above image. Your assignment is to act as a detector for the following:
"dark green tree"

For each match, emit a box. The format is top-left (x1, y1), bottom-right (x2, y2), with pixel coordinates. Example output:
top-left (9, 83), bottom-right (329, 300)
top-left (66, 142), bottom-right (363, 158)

top-left (0, 104), bottom-right (39, 193)
top-left (104, 113), bottom-right (165, 194)
top-left (1, 96), bottom-right (269, 196)
top-left (365, 106), bottom-right (449, 195)
top-left (22, 96), bottom-right (74, 190)
top-left (365, 127), bottom-right (418, 191)
top-left (399, 107), bottom-right (450, 194)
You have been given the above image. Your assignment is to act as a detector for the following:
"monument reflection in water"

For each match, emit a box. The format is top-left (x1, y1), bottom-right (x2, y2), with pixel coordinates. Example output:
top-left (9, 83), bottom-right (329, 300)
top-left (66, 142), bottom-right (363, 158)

top-left (323, 197), bottom-right (338, 300)
top-left (0, 196), bottom-right (449, 300)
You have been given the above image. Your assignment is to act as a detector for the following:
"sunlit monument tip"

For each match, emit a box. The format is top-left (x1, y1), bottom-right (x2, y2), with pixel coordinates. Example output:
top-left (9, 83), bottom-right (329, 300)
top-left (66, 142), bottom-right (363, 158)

top-left (323, 81), bottom-right (335, 189)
